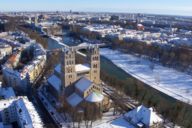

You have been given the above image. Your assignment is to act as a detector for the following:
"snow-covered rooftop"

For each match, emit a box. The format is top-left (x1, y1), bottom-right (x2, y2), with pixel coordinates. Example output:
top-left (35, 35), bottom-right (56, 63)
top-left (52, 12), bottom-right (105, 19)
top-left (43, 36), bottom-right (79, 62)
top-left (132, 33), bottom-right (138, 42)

top-left (47, 75), bottom-right (61, 92)
top-left (85, 91), bottom-right (104, 103)
top-left (55, 64), bottom-right (61, 74)
top-left (55, 64), bottom-right (90, 74)
top-left (124, 105), bottom-right (163, 127)
top-left (38, 22), bottom-right (54, 27)
top-left (75, 77), bottom-right (92, 92)
top-left (100, 48), bottom-right (192, 105)
top-left (110, 117), bottom-right (135, 128)
top-left (67, 93), bottom-right (83, 107)
top-left (15, 98), bottom-right (33, 128)
top-left (93, 116), bottom-right (134, 128)
top-left (50, 36), bottom-right (63, 43)
top-left (23, 97), bottom-right (44, 128)
top-left (75, 64), bottom-right (90, 73)
top-left (92, 105), bottom-right (162, 128)
top-left (0, 86), bottom-right (15, 99)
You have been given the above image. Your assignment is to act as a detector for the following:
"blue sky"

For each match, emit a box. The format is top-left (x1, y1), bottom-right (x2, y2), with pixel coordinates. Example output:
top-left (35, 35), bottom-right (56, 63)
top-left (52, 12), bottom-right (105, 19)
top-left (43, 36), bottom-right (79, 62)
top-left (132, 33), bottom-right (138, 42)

top-left (1, 0), bottom-right (192, 16)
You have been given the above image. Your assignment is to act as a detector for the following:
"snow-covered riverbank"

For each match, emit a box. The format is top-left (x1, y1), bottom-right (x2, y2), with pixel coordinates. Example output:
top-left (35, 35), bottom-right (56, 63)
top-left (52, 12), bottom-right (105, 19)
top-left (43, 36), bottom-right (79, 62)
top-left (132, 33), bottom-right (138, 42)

top-left (100, 48), bottom-right (192, 105)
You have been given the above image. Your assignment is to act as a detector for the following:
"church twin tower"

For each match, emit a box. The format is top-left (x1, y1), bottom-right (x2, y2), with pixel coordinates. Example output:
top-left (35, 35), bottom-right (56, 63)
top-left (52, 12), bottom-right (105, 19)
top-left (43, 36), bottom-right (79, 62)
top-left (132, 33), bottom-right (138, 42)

top-left (60, 45), bottom-right (100, 91)
top-left (87, 45), bottom-right (100, 85)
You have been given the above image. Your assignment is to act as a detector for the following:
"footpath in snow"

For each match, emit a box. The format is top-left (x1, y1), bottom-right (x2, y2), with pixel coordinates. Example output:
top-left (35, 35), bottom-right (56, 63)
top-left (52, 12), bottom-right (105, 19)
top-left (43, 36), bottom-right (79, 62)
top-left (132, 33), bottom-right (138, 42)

top-left (100, 48), bottom-right (192, 105)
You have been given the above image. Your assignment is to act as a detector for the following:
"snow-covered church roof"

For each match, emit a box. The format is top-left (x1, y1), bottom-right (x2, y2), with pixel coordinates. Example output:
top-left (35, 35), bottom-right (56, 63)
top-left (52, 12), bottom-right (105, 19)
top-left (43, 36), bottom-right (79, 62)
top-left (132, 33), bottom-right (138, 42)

top-left (54, 64), bottom-right (90, 75)
top-left (47, 74), bottom-right (61, 92)
top-left (75, 64), bottom-right (90, 73)
top-left (75, 77), bottom-right (92, 92)
top-left (67, 93), bottom-right (83, 107)
top-left (85, 91), bottom-right (104, 103)
top-left (67, 91), bottom-right (104, 107)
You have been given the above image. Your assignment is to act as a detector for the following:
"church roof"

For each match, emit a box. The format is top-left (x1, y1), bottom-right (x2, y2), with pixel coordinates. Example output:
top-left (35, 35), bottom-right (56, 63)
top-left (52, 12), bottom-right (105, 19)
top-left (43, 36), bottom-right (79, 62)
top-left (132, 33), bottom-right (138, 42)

top-left (47, 75), bottom-right (61, 92)
top-left (75, 64), bottom-right (90, 73)
top-left (55, 64), bottom-right (61, 74)
top-left (75, 77), bottom-right (92, 93)
top-left (85, 91), bottom-right (104, 103)
top-left (67, 93), bottom-right (83, 107)
top-left (54, 63), bottom-right (90, 75)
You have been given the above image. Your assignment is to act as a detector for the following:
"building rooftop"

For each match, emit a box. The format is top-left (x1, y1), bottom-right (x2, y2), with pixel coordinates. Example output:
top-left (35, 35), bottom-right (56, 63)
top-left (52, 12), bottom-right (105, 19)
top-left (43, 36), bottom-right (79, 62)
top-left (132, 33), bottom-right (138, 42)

top-left (67, 93), bottom-right (83, 107)
top-left (55, 63), bottom-right (90, 75)
top-left (124, 105), bottom-right (163, 127)
top-left (109, 117), bottom-right (134, 128)
top-left (47, 75), bottom-right (61, 92)
top-left (0, 86), bottom-right (16, 99)
top-left (15, 98), bottom-right (33, 128)
top-left (75, 77), bottom-right (92, 93)
top-left (54, 64), bottom-right (61, 74)
top-left (85, 91), bottom-right (104, 103)
top-left (75, 64), bottom-right (90, 73)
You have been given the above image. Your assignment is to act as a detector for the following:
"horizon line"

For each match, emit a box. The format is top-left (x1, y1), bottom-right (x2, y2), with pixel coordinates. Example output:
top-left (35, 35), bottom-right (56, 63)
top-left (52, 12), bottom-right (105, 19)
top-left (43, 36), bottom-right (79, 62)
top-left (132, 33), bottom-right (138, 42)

top-left (0, 10), bottom-right (192, 17)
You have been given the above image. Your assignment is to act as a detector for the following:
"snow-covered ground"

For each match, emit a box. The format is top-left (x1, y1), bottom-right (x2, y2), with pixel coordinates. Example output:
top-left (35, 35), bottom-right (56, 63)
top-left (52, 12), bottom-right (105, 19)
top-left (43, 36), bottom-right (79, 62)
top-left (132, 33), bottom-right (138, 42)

top-left (94, 116), bottom-right (134, 128)
top-left (100, 48), bottom-right (192, 105)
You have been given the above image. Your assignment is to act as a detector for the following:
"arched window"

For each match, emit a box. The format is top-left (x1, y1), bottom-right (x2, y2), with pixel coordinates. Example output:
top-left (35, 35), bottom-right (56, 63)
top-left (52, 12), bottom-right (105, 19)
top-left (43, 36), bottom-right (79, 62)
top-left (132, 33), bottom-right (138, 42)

top-left (70, 68), bottom-right (73, 72)
top-left (93, 64), bottom-right (97, 68)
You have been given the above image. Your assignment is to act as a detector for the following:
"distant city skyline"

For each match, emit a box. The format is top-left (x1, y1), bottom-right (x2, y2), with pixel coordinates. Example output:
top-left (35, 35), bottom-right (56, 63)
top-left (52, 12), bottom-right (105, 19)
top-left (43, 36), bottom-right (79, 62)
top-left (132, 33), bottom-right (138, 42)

top-left (1, 0), bottom-right (192, 16)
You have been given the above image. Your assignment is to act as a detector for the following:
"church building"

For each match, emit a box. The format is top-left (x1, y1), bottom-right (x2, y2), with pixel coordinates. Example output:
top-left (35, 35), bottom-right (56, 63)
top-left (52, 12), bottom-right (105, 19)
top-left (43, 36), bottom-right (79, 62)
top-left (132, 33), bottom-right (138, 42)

top-left (46, 45), bottom-right (104, 109)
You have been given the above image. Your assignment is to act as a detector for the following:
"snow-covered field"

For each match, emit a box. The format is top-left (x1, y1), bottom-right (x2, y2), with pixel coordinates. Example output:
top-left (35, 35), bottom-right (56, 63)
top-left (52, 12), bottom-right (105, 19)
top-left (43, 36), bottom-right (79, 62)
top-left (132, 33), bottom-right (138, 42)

top-left (100, 48), bottom-right (192, 105)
